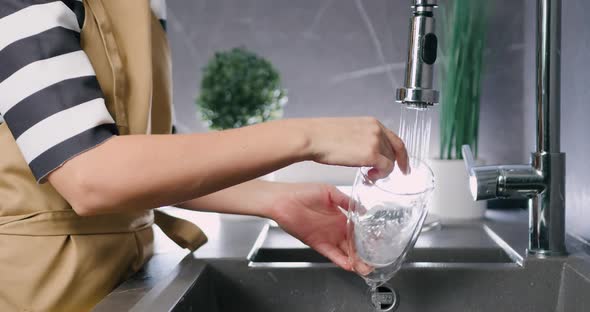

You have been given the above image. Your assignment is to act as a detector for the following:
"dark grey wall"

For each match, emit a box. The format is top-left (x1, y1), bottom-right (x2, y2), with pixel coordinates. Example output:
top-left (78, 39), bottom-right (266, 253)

top-left (167, 0), bottom-right (526, 164)
top-left (524, 0), bottom-right (590, 240)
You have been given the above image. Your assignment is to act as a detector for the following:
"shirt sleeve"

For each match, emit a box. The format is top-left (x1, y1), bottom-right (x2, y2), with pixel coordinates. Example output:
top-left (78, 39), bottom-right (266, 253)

top-left (0, 0), bottom-right (118, 183)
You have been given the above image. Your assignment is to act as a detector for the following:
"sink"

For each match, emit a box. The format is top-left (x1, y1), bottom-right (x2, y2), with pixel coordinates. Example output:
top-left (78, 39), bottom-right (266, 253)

top-left (178, 261), bottom-right (550, 312)
top-left (248, 224), bottom-right (516, 266)
top-left (128, 256), bottom-right (590, 312)
top-left (94, 212), bottom-right (590, 312)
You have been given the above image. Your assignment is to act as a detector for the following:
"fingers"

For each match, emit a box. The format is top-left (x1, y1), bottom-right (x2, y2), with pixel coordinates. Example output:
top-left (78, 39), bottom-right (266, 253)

top-left (329, 187), bottom-right (351, 211)
top-left (343, 237), bottom-right (374, 275)
top-left (383, 128), bottom-right (410, 175)
top-left (365, 119), bottom-right (408, 179)
top-left (315, 243), bottom-right (352, 271)
top-left (339, 239), bottom-right (349, 256)
top-left (352, 259), bottom-right (375, 276)
top-left (367, 155), bottom-right (394, 181)
top-left (339, 240), bottom-right (354, 271)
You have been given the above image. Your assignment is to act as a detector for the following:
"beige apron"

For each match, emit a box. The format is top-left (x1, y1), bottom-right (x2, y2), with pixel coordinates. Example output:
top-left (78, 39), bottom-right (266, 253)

top-left (0, 1), bottom-right (207, 311)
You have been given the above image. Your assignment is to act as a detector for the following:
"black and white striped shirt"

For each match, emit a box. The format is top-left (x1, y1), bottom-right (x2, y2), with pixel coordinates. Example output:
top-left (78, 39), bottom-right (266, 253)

top-left (0, 0), bottom-right (167, 182)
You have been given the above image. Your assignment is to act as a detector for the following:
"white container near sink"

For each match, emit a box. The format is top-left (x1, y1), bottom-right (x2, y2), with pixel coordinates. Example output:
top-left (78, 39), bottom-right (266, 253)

top-left (427, 159), bottom-right (486, 220)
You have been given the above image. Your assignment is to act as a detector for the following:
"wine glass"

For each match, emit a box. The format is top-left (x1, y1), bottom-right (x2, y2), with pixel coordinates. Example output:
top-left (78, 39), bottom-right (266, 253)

top-left (347, 159), bottom-right (435, 310)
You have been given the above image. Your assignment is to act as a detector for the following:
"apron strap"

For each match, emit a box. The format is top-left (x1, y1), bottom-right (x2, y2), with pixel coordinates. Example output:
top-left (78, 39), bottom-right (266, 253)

top-left (0, 209), bottom-right (208, 252)
top-left (0, 210), bottom-right (153, 235)
top-left (154, 210), bottom-right (208, 252)
top-left (84, 0), bottom-right (130, 135)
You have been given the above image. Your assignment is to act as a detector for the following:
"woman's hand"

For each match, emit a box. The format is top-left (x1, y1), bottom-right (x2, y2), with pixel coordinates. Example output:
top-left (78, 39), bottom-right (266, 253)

top-left (300, 117), bottom-right (409, 180)
top-left (268, 183), bottom-right (353, 271)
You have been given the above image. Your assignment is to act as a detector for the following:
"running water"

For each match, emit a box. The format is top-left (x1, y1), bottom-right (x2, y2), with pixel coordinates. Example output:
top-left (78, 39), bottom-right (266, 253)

top-left (398, 105), bottom-right (432, 169)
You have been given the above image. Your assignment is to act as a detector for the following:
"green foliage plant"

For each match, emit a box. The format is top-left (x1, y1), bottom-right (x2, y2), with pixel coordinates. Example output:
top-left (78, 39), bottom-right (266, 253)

top-left (197, 47), bottom-right (287, 130)
top-left (439, 0), bottom-right (489, 159)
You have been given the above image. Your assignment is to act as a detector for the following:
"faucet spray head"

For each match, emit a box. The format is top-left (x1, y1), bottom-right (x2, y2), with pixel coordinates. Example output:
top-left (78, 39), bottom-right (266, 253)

top-left (396, 0), bottom-right (439, 108)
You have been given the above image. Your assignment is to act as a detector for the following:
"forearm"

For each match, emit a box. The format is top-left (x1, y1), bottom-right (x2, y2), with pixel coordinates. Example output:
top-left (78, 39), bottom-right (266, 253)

top-left (176, 179), bottom-right (286, 218)
top-left (48, 120), bottom-right (310, 215)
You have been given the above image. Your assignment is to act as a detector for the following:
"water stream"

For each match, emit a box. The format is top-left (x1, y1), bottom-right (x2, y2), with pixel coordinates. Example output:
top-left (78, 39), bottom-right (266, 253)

top-left (398, 105), bottom-right (432, 169)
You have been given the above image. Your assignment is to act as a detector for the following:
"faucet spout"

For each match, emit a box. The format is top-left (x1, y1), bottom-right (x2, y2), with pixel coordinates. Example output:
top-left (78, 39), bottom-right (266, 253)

top-left (396, 0), bottom-right (439, 108)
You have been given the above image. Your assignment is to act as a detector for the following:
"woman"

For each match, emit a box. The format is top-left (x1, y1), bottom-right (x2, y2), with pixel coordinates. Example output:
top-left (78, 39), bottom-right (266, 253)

top-left (0, 0), bottom-right (408, 311)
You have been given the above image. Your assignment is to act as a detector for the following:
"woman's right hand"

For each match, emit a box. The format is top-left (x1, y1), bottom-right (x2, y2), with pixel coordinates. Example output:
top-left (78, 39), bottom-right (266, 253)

top-left (299, 117), bottom-right (409, 179)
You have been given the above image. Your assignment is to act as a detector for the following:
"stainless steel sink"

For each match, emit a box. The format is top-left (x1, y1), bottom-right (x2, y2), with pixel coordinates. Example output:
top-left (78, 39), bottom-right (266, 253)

top-left (94, 212), bottom-right (590, 312)
top-left (247, 223), bottom-right (517, 266)
top-left (127, 255), bottom-right (590, 312)
top-left (120, 221), bottom-right (590, 312)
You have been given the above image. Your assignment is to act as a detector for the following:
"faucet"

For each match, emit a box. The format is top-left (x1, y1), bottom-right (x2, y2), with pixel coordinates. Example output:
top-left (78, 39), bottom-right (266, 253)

top-left (396, 0), bottom-right (439, 109)
top-left (397, 0), bottom-right (565, 256)
top-left (462, 0), bottom-right (566, 257)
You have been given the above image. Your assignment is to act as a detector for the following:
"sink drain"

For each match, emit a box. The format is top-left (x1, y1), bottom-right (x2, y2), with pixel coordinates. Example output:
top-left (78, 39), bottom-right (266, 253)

top-left (370, 285), bottom-right (399, 311)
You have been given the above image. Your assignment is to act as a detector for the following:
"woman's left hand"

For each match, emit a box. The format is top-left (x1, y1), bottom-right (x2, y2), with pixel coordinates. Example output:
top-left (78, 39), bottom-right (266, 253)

top-left (269, 183), bottom-right (352, 271)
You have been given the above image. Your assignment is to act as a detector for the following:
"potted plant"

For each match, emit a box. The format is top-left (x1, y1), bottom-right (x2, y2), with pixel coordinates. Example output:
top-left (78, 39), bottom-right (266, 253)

top-left (429, 0), bottom-right (489, 219)
top-left (197, 47), bottom-right (287, 131)
top-left (196, 47), bottom-right (287, 181)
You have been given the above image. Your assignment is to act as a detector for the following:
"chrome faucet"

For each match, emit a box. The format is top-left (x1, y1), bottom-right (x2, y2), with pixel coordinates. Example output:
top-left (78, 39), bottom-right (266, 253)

top-left (396, 0), bottom-right (439, 108)
top-left (462, 0), bottom-right (566, 256)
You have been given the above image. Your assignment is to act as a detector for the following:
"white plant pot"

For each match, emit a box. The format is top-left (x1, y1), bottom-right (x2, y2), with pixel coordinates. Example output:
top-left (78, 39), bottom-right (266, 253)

top-left (427, 159), bottom-right (486, 220)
